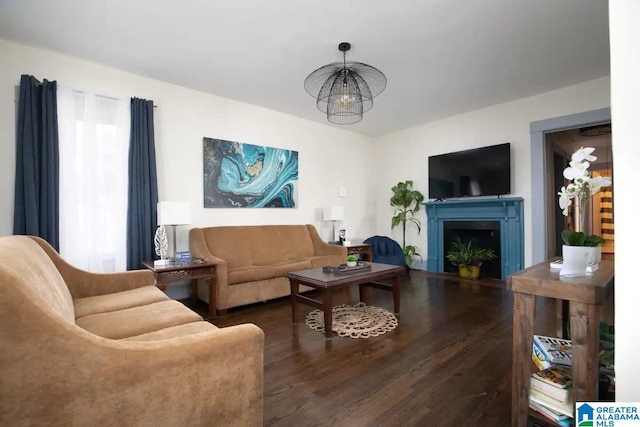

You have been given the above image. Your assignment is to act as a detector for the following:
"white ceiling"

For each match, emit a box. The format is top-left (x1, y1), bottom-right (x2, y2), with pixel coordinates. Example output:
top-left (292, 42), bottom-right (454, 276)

top-left (0, 0), bottom-right (610, 137)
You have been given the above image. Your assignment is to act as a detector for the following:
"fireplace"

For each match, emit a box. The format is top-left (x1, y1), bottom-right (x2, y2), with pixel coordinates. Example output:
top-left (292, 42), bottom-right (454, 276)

top-left (424, 197), bottom-right (524, 280)
top-left (444, 221), bottom-right (501, 279)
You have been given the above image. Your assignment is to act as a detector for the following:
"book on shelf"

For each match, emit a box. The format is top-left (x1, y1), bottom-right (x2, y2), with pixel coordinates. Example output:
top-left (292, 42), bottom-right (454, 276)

top-left (533, 341), bottom-right (553, 370)
top-left (529, 400), bottom-right (571, 423)
top-left (527, 406), bottom-right (575, 427)
top-left (533, 335), bottom-right (572, 367)
top-left (531, 376), bottom-right (571, 403)
top-left (531, 335), bottom-right (615, 390)
top-left (532, 365), bottom-right (573, 389)
top-left (529, 388), bottom-right (574, 418)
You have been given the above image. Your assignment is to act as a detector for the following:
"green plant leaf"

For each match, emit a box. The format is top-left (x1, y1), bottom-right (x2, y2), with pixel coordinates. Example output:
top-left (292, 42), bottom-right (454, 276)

top-left (584, 234), bottom-right (606, 247)
top-left (562, 230), bottom-right (606, 247)
top-left (403, 245), bottom-right (422, 267)
top-left (390, 180), bottom-right (425, 246)
top-left (445, 237), bottom-right (496, 267)
top-left (408, 217), bottom-right (422, 235)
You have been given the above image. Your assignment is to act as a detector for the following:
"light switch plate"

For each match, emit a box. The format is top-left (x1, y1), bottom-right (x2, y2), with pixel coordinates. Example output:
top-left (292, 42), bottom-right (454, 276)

top-left (338, 187), bottom-right (347, 197)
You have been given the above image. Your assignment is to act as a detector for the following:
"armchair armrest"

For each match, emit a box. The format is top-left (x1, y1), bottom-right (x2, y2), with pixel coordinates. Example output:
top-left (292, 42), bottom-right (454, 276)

top-left (189, 228), bottom-right (229, 282)
top-left (4, 321), bottom-right (265, 426)
top-left (29, 236), bottom-right (154, 299)
top-left (189, 228), bottom-right (230, 308)
top-left (306, 224), bottom-right (348, 258)
top-left (103, 324), bottom-right (264, 426)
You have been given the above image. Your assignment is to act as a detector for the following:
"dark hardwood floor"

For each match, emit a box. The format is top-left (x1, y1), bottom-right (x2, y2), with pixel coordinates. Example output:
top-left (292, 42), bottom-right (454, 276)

top-left (186, 271), bottom-right (558, 427)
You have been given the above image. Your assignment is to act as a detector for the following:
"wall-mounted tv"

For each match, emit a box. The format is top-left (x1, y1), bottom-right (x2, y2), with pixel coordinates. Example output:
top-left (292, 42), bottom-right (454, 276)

top-left (428, 143), bottom-right (511, 199)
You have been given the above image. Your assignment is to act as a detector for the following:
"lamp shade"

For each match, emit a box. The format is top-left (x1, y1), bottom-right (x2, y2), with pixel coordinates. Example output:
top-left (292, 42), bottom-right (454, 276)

top-left (323, 205), bottom-right (344, 222)
top-left (157, 201), bottom-right (191, 225)
top-left (304, 42), bottom-right (386, 125)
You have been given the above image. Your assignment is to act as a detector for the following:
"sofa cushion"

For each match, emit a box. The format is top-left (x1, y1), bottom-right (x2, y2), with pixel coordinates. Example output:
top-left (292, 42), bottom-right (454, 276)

top-left (228, 265), bottom-right (276, 285)
top-left (202, 227), bottom-right (254, 268)
top-left (201, 225), bottom-right (317, 268)
top-left (76, 300), bottom-right (202, 339)
top-left (273, 259), bottom-right (312, 276)
top-left (122, 321), bottom-right (218, 341)
top-left (248, 225), bottom-right (315, 265)
top-left (74, 285), bottom-right (169, 319)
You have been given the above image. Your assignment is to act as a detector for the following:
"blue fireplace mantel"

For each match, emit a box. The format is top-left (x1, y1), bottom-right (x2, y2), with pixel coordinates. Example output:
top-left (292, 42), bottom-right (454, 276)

top-left (423, 197), bottom-right (524, 280)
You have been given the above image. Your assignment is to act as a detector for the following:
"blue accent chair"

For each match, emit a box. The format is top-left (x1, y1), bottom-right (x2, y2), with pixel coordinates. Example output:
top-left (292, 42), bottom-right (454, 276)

top-left (363, 235), bottom-right (405, 267)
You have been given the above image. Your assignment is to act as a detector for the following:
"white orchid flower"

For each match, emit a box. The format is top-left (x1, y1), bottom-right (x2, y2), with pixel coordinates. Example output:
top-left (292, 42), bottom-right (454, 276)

top-left (557, 186), bottom-right (572, 216)
top-left (566, 182), bottom-right (581, 197)
top-left (588, 175), bottom-right (612, 195)
top-left (558, 147), bottom-right (613, 228)
top-left (571, 147), bottom-right (597, 163)
top-left (563, 160), bottom-right (589, 180)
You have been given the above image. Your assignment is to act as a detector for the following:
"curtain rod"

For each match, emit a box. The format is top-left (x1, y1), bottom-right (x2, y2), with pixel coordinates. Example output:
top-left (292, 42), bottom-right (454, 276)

top-left (15, 84), bottom-right (158, 108)
top-left (13, 99), bottom-right (159, 109)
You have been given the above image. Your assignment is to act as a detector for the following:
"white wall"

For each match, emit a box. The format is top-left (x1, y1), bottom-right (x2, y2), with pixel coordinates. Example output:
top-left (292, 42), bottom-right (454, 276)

top-left (372, 77), bottom-right (610, 267)
top-left (0, 39), bottom-right (375, 250)
top-left (610, 0), bottom-right (640, 401)
top-left (0, 38), bottom-right (611, 267)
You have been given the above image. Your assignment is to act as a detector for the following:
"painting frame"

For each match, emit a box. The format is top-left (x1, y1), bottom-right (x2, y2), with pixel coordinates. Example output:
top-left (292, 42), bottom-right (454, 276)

top-left (203, 137), bottom-right (299, 208)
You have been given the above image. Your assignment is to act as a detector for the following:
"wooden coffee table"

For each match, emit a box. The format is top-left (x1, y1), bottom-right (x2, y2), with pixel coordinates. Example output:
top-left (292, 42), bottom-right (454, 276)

top-left (285, 262), bottom-right (405, 338)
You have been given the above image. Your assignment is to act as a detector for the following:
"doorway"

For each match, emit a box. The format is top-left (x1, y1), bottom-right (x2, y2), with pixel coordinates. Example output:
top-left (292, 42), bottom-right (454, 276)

top-left (544, 124), bottom-right (614, 260)
top-left (529, 107), bottom-right (612, 264)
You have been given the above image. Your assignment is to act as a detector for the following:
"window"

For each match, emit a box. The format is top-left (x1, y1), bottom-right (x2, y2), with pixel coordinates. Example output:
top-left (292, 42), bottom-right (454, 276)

top-left (58, 87), bottom-right (130, 272)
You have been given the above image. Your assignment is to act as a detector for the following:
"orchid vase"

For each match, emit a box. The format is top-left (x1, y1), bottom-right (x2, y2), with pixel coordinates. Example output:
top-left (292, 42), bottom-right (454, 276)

top-left (557, 147), bottom-right (610, 277)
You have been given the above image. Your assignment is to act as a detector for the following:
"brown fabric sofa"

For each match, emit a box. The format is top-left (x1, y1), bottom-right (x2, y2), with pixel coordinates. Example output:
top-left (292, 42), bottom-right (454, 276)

top-left (189, 224), bottom-right (347, 314)
top-left (0, 236), bottom-right (264, 427)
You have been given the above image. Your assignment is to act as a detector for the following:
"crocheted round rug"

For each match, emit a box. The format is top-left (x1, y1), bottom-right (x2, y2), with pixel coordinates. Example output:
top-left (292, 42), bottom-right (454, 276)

top-left (305, 302), bottom-right (398, 338)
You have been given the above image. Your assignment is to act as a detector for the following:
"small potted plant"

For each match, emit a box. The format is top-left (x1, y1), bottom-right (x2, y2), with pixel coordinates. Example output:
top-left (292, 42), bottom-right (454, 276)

top-left (346, 255), bottom-right (358, 267)
top-left (445, 237), bottom-right (496, 279)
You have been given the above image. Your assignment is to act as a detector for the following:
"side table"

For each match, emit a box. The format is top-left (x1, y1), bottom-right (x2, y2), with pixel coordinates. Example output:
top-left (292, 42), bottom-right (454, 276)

top-left (344, 244), bottom-right (372, 262)
top-left (142, 261), bottom-right (217, 319)
top-left (507, 258), bottom-right (614, 427)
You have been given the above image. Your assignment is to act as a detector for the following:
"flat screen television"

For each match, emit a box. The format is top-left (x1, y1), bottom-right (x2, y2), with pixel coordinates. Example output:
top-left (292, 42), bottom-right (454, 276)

top-left (428, 143), bottom-right (511, 199)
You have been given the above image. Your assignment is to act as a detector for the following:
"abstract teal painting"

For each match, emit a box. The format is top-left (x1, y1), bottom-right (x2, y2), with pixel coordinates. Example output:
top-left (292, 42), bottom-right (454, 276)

top-left (203, 138), bottom-right (298, 208)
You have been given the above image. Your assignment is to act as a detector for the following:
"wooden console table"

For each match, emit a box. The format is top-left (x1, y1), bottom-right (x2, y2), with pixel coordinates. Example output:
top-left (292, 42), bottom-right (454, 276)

top-left (142, 261), bottom-right (217, 319)
top-left (507, 258), bottom-right (614, 427)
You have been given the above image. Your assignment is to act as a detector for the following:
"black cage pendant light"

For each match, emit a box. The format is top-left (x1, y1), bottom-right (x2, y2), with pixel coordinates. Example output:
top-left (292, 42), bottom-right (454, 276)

top-left (304, 42), bottom-right (387, 125)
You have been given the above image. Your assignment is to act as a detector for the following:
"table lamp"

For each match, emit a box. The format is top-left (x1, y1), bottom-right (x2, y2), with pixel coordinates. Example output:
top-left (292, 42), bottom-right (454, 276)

top-left (323, 205), bottom-right (344, 244)
top-left (157, 201), bottom-right (192, 260)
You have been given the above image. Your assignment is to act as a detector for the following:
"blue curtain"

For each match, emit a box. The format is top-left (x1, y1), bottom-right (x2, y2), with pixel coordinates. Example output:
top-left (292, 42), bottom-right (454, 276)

top-left (126, 98), bottom-right (159, 270)
top-left (13, 75), bottom-right (60, 250)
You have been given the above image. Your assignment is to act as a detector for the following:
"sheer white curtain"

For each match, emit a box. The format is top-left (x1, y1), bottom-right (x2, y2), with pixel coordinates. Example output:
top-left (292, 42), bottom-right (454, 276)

top-left (57, 87), bottom-right (130, 272)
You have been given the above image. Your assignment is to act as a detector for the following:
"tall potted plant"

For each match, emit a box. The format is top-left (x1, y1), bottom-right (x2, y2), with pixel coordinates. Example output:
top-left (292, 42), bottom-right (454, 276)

top-left (557, 146), bottom-right (612, 276)
top-left (390, 180), bottom-right (425, 267)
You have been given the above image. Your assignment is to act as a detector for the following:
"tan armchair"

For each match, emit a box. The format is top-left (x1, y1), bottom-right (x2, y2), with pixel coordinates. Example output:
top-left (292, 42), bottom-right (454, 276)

top-left (0, 236), bottom-right (264, 426)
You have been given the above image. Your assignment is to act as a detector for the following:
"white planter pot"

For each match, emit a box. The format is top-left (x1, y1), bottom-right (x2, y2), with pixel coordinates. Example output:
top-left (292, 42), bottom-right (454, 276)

top-left (560, 245), bottom-right (601, 277)
top-left (584, 246), bottom-right (602, 264)
top-left (346, 261), bottom-right (357, 267)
